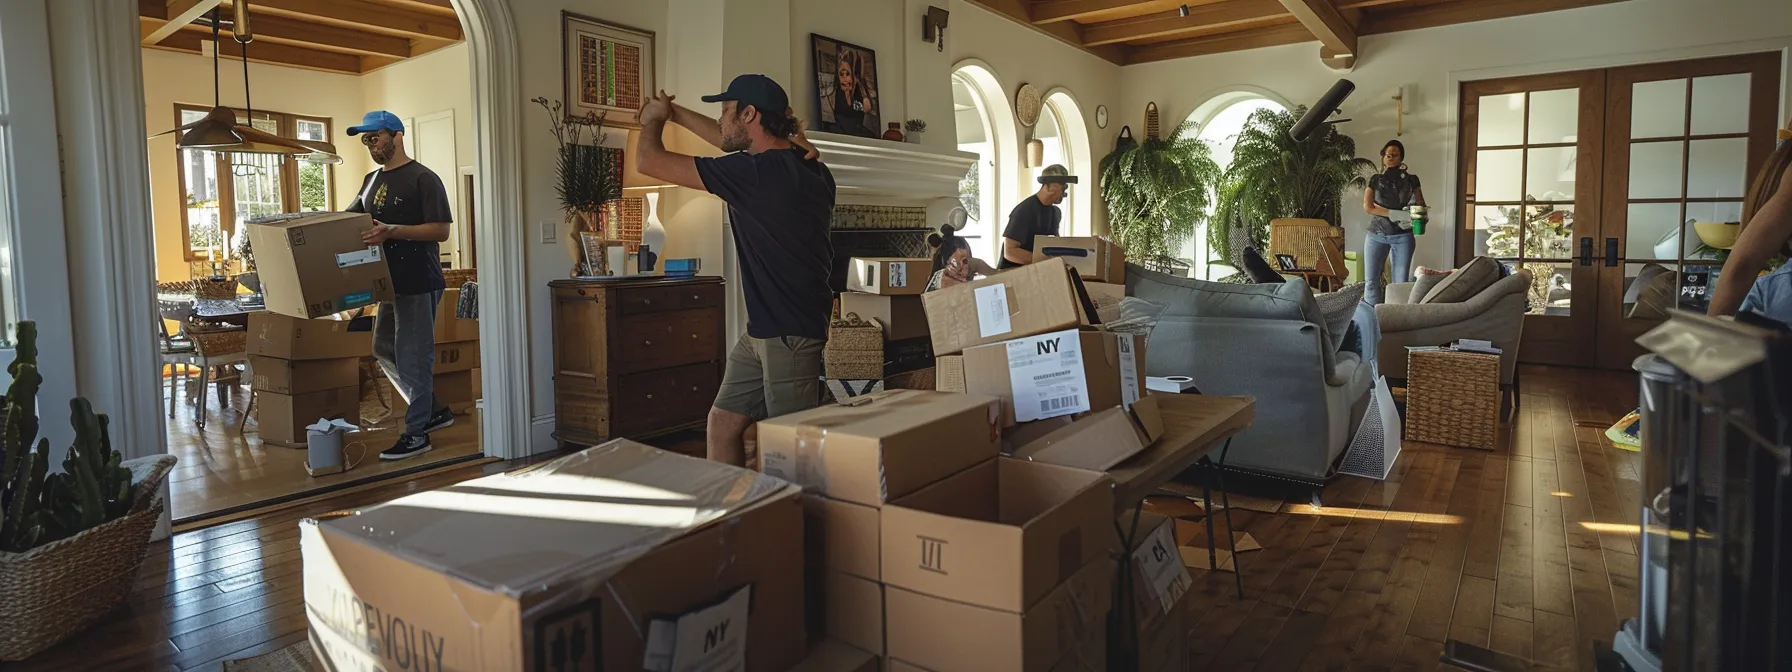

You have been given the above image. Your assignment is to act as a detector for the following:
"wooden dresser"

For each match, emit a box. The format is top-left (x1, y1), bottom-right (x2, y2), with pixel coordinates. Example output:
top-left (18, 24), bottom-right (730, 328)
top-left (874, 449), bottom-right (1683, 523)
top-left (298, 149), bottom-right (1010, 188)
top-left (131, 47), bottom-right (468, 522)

top-left (549, 276), bottom-right (726, 447)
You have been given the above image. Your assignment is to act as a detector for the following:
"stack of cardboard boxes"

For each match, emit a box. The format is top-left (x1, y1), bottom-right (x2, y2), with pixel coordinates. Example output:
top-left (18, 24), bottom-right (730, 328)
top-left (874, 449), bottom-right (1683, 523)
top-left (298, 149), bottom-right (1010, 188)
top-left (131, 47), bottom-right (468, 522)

top-left (430, 287), bottom-right (482, 414)
top-left (832, 257), bottom-right (936, 390)
top-left (247, 313), bottom-right (372, 447)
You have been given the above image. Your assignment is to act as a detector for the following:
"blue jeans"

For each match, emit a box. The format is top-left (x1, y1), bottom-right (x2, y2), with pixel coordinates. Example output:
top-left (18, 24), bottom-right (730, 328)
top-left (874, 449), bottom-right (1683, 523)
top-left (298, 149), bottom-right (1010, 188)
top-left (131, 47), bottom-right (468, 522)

top-left (373, 290), bottom-right (446, 436)
top-left (1364, 231), bottom-right (1415, 305)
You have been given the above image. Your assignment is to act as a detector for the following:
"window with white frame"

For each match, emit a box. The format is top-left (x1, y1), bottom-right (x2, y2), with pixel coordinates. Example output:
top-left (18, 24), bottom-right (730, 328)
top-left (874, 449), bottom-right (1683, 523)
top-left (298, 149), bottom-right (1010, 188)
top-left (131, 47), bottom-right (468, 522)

top-left (1187, 95), bottom-right (1288, 279)
top-left (174, 105), bottom-right (333, 266)
top-left (953, 72), bottom-right (999, 257)
top-left (0, 51), bottom-right (18, 348)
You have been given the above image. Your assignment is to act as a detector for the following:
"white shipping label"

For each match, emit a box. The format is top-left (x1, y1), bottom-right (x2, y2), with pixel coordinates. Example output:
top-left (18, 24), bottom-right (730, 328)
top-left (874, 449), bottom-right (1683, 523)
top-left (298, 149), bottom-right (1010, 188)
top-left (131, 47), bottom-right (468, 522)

top-left (887, 261), bottom-right (909, 288)
top-left (1005, 329), bottom-right (1090, 422)
top-left (335, 246), bottom-right (383, 268)
top-left (642, 585), bottom-right (752, 672)
top-left (974, 284), bottom-right (1014, 339)
top-left (1132, 522), bottom-right (1192, 614)
top-left (1117, 334), bottom-right (1140, 409)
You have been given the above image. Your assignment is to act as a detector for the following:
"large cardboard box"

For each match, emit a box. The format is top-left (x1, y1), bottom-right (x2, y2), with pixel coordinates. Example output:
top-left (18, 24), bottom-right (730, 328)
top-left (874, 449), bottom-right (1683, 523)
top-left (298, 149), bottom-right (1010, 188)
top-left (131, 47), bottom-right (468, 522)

top-left (248, 312), bottom-right (373, 360)
top-left (433, 342), bottom-right (480, 374)
top-left (257, 386), bottom-right (360, 446)
top-left (301, 440), bottom-right (806, 672)
top-left (848, 257), bottom-right (931, 296)
top-left (920, 257), bottom-right (1093, 356)
top-left (804, 495), bottom-right (882, 581)
top-left (246, 212), bottom-right (394, 319)
top-left (1011, 396), bottom-right (1165, 471)
top-left (839, 293), bottom-right (929, 342)
top-left (435, 369), bottom-right (480, 413)
top-left (1121, 513), bottom-right (1193, 672)
top-left (790, 639), bottom-right (880, 672)
top-left (435, 288), bottom-right (480, 343)
top-left (1035, 236), bottom-right (1125, 284)
top-left (952, 329), bottom-right (1146, 426)
top-left (808, 569), bottom-right (886, 655)
top-left (1083, 281), bottom-right (1126, 323)
top-left (756, 390), bottom-right (1001, 507)
top-left (248, 356), bottom-right (359, 396)
top-left (885, 557), bottom-right (1112, 672)
top-left (880, 458), bottom-right (1114, 612)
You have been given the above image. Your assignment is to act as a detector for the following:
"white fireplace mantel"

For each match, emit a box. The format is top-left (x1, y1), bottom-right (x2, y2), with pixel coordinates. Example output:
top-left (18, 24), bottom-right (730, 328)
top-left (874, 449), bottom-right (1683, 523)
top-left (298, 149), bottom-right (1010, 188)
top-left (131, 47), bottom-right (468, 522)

top-left (806, 131), bottom-right (977, 205)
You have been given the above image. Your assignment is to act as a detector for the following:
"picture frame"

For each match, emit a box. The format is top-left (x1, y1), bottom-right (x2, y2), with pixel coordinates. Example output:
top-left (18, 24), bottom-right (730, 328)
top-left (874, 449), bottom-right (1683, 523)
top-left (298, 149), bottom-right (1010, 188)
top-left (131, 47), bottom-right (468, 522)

top-left (1275, 254), bottom-right (1301, 272)
top-left (561, 12), bottom-right (655, 128)
top-left (811, 34), bottom-right (882, 138)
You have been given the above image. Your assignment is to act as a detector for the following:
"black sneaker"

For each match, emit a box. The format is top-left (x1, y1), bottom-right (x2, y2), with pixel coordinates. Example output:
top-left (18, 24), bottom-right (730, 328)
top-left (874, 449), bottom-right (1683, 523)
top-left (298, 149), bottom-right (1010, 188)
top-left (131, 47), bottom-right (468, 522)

top-left (380, 434), bottom-right (433, 461)
top-left (424, 407), bottom-right (455, 434)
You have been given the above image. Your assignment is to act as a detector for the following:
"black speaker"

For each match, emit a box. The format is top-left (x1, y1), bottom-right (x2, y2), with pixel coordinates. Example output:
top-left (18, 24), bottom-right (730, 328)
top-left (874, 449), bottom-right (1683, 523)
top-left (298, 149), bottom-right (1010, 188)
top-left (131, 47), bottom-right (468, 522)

top-left (1291, 79), bottom-right (1355, 142)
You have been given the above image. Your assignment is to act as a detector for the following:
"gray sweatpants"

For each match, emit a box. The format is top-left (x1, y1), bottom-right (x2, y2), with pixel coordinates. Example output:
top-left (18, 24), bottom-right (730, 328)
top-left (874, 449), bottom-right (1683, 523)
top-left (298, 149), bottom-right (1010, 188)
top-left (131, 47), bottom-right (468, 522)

top-left (373, 290), bottom-right (446, 436)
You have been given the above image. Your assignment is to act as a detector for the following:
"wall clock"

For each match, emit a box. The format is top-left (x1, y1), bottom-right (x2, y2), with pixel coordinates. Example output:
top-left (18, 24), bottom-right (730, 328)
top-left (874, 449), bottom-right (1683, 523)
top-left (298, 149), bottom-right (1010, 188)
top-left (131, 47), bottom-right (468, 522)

top-left (1095, 105), bottom-right (1109, 129)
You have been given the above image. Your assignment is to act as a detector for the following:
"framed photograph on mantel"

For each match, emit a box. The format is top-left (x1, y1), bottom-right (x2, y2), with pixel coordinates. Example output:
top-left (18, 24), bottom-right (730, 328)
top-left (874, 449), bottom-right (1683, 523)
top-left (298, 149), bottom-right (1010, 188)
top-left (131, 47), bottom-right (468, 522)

top-left (811, 34), bottom-right (881, 138)
top-left (561, 12), bottom-right (654, 128)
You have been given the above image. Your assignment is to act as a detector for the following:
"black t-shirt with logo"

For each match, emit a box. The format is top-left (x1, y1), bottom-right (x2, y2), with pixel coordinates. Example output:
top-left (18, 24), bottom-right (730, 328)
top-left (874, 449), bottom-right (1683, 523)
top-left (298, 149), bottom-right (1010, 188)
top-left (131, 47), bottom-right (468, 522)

top-left (1367, 169), bottom-right (1421, 235)
top-left (695, 148), bottom-right (837, 340)
top-left (999, 195), bottom-right (1062, 269)
top-left (346, 161), bottom-right (450, 296)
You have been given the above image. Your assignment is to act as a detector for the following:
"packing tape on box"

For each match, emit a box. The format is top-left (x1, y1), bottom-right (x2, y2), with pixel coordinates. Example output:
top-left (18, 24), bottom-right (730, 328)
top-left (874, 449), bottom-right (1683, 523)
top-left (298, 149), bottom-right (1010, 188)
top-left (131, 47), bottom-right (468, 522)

top-left (772, 390), bottom-right (944, 500)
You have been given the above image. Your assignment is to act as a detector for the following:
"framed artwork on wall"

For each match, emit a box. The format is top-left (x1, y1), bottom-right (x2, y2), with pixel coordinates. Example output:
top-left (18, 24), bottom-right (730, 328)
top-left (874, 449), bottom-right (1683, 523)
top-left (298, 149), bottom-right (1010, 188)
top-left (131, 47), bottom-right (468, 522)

top-left (811, 34), bottom-right (881, 138)
top-left (561, 12), bottom-right (655, 127)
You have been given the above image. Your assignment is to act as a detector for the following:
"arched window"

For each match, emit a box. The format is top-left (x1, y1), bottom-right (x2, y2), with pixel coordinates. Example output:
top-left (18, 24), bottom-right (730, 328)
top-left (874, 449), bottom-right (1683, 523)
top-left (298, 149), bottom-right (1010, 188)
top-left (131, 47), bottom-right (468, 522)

top-left (1037, 91), bottom-right (1092, 235)
top-left (1185, 92), bottom-right (1288, 279)
top-left (951, 65), bottom-right (1014, 261)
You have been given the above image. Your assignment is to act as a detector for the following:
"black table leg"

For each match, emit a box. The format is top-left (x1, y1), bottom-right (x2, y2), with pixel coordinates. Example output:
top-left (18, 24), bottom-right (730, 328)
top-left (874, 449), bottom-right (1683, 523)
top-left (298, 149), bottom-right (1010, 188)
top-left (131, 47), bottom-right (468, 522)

top-left (1216, 439), bottom-right (1244, 599)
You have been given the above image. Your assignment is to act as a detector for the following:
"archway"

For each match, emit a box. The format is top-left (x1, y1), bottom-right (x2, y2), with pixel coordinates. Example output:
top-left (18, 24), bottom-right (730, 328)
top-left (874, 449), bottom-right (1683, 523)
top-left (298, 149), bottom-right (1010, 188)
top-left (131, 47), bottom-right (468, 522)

top-left (1184, 91), bottom-right (1289, 279)
top-left (951, 61), bottom-right (1019, 262)
top-left (1040, 89), bottom-right (1092, 235)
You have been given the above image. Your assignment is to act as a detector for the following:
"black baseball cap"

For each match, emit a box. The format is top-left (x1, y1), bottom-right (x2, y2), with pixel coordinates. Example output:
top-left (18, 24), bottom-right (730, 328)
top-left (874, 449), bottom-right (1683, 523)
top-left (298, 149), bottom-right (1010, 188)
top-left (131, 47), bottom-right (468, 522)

top-left (701, 75), bottom-right (790, 117)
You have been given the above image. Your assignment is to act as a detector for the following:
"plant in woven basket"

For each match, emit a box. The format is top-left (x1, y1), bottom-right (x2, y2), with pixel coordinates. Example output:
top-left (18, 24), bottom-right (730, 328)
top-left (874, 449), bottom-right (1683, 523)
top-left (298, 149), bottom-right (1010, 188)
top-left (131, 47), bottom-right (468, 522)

top-left (1098, 121), bottom-right (1221, 260)
top-left (1207, 106), bottom-right (1374, 265)
top-left (0, 322), bottom-right (142, 553)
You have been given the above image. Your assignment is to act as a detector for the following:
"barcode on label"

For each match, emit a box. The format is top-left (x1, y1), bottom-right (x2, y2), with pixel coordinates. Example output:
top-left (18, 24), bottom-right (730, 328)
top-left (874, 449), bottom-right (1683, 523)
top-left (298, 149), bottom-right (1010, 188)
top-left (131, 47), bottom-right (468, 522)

top-left (1040, 395), bottom-right (1081, 414)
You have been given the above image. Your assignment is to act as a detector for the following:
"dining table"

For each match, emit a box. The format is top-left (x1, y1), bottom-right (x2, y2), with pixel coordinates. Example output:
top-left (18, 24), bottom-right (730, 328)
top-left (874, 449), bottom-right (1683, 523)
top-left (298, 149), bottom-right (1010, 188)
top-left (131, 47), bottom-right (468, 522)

top-left (157, 292), bottom-right (265, 326)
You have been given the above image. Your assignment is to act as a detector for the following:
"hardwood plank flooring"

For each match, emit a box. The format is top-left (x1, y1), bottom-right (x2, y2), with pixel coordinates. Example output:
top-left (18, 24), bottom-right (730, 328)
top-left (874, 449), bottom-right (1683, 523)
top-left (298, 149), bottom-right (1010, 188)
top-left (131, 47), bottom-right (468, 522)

top-left (8, 366), bottom-right (1639, 671)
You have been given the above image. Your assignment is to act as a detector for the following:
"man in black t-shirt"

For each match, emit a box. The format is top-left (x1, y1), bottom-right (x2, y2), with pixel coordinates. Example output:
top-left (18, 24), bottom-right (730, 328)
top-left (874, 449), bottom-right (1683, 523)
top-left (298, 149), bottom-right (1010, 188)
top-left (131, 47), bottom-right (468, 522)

top-left (633, 75), bottom-right (834, 467)
top-left (344, 110), bottom-right (455, 461)
top-left (999, 164), bottom-right (1076, 268)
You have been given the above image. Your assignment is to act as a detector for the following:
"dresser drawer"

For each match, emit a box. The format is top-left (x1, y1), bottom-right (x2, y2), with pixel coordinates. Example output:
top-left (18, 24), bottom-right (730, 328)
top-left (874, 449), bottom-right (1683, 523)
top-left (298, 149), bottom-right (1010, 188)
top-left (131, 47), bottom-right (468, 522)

top-left (613, 309), bottom-right (721, 375)
top-left (619, 283), bottom-right (722, 316)
top-left (612, 362), bottom-right (720, 436)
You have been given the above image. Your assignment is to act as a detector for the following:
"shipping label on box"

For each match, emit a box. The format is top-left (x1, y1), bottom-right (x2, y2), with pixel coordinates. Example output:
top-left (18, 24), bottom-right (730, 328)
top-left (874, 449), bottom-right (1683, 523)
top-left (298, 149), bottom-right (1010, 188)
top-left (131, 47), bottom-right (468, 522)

top-left (756, 390), bottom-right (1002, 507)
top-left (248, 312), bottom-right (373, 360)
top-left (248, 355), bottom-right (360, 396)
top-left (246, 212), bottom-right (395, 319)
top-left (642, 584), bottom-right (752, 672)
top-left (920, 258), bottom-right (1092, 355)
top-left (959, 330), bottom-right (1148, 426)
top-left (848, 258), bottom-right (931, 296)
top-left (839, 293), bottom-right (929, 342)
top-left (1035, 236), bottom-right (1125, 284)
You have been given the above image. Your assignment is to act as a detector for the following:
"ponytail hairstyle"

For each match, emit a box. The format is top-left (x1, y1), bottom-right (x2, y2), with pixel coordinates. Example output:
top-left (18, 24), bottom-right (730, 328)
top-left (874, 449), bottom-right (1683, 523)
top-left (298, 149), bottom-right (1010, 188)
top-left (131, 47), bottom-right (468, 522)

top-left (929, 224), bottom-right (971, 274)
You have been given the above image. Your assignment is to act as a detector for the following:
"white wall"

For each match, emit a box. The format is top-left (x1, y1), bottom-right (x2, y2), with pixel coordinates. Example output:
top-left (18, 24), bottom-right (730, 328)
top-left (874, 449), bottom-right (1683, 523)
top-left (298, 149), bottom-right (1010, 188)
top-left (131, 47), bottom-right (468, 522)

top-left (360, 42), bottom-right (477, 265)
top-left (1118, 0), bottom-right (1792, 272)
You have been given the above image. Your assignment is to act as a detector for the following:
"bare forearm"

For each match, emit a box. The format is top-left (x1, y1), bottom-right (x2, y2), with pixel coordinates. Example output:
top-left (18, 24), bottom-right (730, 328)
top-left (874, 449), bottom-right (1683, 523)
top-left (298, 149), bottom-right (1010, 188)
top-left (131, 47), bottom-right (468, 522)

top-left (671, 104), bottom-right (724, 149)
top-left (637, 118), bottom-right (705, 190)
top-left (1710, 180), bottom-right (1792, 315)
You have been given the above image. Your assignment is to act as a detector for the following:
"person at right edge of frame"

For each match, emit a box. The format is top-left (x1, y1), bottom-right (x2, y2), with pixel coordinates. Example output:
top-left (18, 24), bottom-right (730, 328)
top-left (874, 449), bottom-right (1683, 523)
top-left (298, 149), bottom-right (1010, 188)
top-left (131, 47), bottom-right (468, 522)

top-left (344, 110), bottom-right (456, 461)
top-left (1363, 139), bottom-right (1426, 305)
top-left (999, 164), bottom-right (1076, 268)
top-left (632, 75), bottom-right (835, 467)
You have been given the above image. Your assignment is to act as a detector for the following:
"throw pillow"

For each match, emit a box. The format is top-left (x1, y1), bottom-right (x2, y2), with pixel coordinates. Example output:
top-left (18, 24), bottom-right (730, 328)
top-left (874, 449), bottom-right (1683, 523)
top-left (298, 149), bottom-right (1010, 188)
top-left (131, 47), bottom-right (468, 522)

top-left (1408, 266), bottom-right (1451, 303)
top-left (1240, 247), bottom-right (1286, 284)
top-left (1314, 282), bottom-right (1366, 355)
top-left (1422, 256), bottom-right (1500, 304)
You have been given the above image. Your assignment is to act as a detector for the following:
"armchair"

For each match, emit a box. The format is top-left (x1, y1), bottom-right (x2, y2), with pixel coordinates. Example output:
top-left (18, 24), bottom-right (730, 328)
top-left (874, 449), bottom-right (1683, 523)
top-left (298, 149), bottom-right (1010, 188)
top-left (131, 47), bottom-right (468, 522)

top-left (1376, 269), bottom-right (1531, 388)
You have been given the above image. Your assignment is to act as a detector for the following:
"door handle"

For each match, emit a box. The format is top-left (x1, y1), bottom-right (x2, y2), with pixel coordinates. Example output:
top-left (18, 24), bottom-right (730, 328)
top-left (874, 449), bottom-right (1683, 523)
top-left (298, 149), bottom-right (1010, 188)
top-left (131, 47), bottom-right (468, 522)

top-left (1604, 238), bottom-right (1619, 267)
top-left (1579, 237), bottom-right (1594, 266)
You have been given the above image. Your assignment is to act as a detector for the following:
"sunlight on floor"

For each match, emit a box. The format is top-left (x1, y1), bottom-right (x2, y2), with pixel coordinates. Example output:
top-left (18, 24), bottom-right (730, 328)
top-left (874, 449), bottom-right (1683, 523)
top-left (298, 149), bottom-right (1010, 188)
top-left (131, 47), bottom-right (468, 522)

top-left (1282, 505), bottom-right (1464, 525)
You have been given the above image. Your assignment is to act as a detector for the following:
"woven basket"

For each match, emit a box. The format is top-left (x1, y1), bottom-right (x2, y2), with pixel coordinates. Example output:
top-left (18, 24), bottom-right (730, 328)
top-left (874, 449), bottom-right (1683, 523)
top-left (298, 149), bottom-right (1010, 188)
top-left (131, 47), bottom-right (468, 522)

top-left (443, 268), bottom-right (478, 289)
top-left (1269, 219), bottom-right (1343, 271)
top-left (1405, 349), bottom-right (1501, 451)
top-left (194, 277), bottom-right (238, 300)
top-left (824, 314), bottom-right (885, 380)
top-left (187, 322), bottom-right (247, 357)
top-left (0, 456), bottom-right (175, 661)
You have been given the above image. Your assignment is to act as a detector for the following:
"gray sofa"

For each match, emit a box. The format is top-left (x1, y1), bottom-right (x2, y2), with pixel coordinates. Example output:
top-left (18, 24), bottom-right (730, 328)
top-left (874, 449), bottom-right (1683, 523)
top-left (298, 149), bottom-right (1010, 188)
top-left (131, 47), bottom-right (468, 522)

top-left (1377, 269), bottom-right (1530, 385)
top-left (1126, 265), bottom-right (1375, 483)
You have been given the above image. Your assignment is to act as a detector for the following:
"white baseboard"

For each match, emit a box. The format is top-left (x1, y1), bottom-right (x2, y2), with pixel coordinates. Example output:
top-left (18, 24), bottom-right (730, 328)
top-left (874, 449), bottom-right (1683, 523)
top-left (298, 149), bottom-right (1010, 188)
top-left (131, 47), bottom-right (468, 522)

top-left (530, 415), bottom-right (557, 455)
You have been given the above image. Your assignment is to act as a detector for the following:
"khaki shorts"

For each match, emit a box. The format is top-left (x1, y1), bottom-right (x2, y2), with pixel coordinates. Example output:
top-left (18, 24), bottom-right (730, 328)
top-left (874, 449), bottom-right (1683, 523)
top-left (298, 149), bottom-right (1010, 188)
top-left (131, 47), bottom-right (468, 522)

top-left (712, 334), bottom-right (826, 421)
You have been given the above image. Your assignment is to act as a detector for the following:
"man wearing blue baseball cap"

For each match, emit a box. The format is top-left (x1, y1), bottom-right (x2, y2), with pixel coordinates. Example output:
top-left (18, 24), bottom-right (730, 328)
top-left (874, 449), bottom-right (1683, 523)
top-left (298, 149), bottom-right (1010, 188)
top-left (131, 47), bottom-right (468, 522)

top-left (633, 75), bottom-right (835, 467)
top-left (344, 110), bottom-right (456, 461)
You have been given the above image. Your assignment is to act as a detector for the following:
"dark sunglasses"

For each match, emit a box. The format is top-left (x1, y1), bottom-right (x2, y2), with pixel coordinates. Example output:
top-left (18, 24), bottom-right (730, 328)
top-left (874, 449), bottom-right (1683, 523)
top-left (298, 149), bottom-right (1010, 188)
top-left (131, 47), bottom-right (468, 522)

top-left (360, 132), bottom-right (390, 147)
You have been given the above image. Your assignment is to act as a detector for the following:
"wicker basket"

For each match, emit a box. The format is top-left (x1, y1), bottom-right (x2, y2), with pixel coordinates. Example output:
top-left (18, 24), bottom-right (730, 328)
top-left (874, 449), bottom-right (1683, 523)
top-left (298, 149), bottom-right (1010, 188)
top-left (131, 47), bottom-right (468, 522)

top-left (824, 313), bottom-right (885, 380)
top-left (193, 277), bottom-right (238, 300)
top-left (1269, 219), bottom-right (1343, 271)
top-left (0, 456), bottom-right (175, 661)
top-left (1405, 348), bottom-right (1501, 451)
top-left (443, 268), bottom-right (478, 289)
top-left (186, 322), bottom-right (247, 357)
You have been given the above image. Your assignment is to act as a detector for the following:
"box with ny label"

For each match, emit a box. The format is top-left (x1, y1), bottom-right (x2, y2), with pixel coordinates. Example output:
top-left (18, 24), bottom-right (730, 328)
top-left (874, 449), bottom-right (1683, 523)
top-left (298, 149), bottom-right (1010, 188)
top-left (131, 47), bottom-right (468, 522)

top-left (937, 329), bottom-right (1146, 427)
top-left (247, 211), bottom-right (395, 319)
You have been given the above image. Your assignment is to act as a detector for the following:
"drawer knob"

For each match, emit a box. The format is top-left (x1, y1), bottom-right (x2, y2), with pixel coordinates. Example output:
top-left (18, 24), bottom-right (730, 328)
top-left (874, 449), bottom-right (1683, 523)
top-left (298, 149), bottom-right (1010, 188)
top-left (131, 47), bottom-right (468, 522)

top-left (643, 298), bottom-right (653, 305)
top-left (644, 339), bottom-right (653, 346)
top-left (690, 333), bottom-right (698, 339)
top-left (691, 386), bottom-right (699, 392)
top-left (646, 393), bottom-right (654, 400)
top-left (691, 294), bottom-right (700, 300)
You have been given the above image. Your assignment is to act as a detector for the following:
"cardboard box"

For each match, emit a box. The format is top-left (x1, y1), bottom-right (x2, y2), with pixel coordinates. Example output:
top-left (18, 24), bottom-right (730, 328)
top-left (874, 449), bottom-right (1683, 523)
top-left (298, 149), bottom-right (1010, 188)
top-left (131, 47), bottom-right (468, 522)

top-left (956, 329), bottom-right (1146, 426)
top-left (789, 639), bottom-right (880, 672)
top-left (809, 570), bottom-right (885, 655)
top-left (756, 390), bottom-right (1002, 507)
top-left (246, 211), bottom-right (395, 319)
top-left (884, 557), bottom-right (1112, 672)
top-left (1083, 281), bottom-right (1125, 323)
top-left (248, 356), bottom-right (359, 396)
top-left (880, 458), bottom-right (1114, 612)
top-left (435, 369), bottom-right (480, 413)
top-left (433, 342), bottom-right (480, 374)
top-left (1119, 513), bottom-right (1192, 672)
top-left (257, 386), bottom-right (360, 446)
top-left (435, 288), bottom-right (479, 343)
top-left (1011, 396), bottom-right (1165, 471)
top-left (804, 495), bottom-right (882, 581)
top-left (848, 257), bottom-right (931, 296)
top-left (248, 312), bottom-right (373, 360)
top-left (302, 440), bottom-right (806, 672)
top-left (1035, 236), bottom-right (1125, 284)
top-left (920, 257), bottom-right (1093, 356)
top-left (840, 293), bottom-right (930, 342)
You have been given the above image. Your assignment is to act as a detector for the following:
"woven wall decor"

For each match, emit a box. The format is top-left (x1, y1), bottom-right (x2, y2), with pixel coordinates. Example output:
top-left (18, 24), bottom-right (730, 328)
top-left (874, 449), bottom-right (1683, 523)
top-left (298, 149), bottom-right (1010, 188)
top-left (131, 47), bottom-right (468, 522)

top-left (1016, 83), bottom-right (1042, 127)
top-left (1145, 102), bottom-right (1161, 140)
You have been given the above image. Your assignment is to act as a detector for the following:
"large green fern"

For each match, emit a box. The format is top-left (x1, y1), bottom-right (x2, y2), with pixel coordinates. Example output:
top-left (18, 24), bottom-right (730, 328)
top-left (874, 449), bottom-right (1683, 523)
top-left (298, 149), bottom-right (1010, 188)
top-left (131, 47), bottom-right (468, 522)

top-left (1099, 121), bottom-right (1222, 260)
top-left (1208, 106), bottom-right (1375, 264)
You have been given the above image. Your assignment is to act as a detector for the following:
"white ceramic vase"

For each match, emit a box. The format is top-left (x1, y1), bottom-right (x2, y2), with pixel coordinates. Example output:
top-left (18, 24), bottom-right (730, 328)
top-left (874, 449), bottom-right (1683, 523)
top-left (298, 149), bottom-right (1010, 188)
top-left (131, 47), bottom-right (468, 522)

top-left (641, 190), bottom-right (668, 274)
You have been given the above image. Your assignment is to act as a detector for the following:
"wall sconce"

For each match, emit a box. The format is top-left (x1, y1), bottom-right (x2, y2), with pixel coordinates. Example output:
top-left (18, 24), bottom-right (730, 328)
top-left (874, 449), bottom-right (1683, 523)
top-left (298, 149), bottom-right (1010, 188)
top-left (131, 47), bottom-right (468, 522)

top-left (1027, 138), bottom-right (1045, 168)
top-left (922, 6), bottom-right (950, 53)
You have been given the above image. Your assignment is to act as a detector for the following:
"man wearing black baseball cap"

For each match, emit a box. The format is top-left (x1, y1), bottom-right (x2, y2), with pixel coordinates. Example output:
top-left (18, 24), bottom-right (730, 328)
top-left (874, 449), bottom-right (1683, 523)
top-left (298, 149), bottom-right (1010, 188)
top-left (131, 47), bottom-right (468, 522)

top-left (634, 75), bottom-right (836, 467)
top-left (1000, 164), bottom-right (1077, 268)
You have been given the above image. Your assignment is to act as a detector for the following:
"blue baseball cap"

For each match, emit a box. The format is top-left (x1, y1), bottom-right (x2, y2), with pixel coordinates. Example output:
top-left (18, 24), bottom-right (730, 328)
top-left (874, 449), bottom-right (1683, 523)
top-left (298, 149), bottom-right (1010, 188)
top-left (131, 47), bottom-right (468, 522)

top-left (701, 75), bottom-right (790, 117)
top-left (346, 110), bottom-right (404, 136)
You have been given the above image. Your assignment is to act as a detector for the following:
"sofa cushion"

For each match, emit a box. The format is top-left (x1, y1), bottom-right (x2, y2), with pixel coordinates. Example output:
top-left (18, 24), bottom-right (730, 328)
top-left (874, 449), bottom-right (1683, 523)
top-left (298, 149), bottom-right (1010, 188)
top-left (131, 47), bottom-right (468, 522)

top-left (1127, 263), bottom-right (1336, 375)
top-left (1314, 282), bottom-right (1365, 355)
top-left (1240, 247), bottom-right (1286, 284)
top-left (1422, 257), bottom-right (1500, 304)
top-left (1409, 267), bottom-right (1451, 303)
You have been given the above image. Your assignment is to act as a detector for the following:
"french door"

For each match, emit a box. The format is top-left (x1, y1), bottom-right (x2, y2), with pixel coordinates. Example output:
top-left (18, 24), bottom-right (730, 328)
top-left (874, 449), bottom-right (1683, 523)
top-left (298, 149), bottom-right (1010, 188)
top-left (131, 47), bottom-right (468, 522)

top-left (1457, 52), bottom-right (1781, 369)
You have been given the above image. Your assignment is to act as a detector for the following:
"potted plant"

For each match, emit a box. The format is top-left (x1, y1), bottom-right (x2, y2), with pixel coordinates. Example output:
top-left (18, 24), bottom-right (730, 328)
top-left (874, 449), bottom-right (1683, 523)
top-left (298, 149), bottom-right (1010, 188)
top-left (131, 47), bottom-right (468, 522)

top-left (533, 97), bottom-right (620, 276)
top-left (903, 119), bottom-right (927, 144)
top-left (1098, 121), bottom-right (1221, 261)
top-left (0, 322), bottom-right (177, 661)
top-left (1206, 106), bottom-right (1374, 269)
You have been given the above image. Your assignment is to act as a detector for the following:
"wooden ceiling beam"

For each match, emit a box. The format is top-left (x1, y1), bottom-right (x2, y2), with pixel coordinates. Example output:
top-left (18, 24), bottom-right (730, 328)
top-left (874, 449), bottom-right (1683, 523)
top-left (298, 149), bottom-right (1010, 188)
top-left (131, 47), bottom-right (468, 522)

top-left (1278, 0), bottom-right (1358, 56)
top-left (1032, 0), bottom-right (1188, 24)
top-left (964, 0), bottom-right (1127, 64)
top-left (227, 13), bottom-right (413, 58)
top-left (142, 0), bottom-right (223, 45)
top-left (157, 26), bottom-right (364, 74)
top-left (1124, 22), bottom-right (1314, 63)
top-left (239, 0), bottom-right (462, 41)
top-left (1084, 0), bottom-right (1287, 47)
top-left (1360, 0), bottom-right (1628, 35)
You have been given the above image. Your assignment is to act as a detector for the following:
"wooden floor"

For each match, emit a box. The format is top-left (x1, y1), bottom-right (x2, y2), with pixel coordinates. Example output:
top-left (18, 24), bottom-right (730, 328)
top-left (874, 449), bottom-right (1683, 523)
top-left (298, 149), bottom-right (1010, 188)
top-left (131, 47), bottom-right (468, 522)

top-left (11, 366), bottom-right (1639, 671)
top-left (164, 375), bottom-right (485, 522)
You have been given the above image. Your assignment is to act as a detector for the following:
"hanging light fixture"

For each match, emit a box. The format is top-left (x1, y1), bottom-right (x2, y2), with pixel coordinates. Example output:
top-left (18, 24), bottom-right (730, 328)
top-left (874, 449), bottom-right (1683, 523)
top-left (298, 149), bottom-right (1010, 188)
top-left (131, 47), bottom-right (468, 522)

top-left (146, 1), bottom-right (341, 164)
